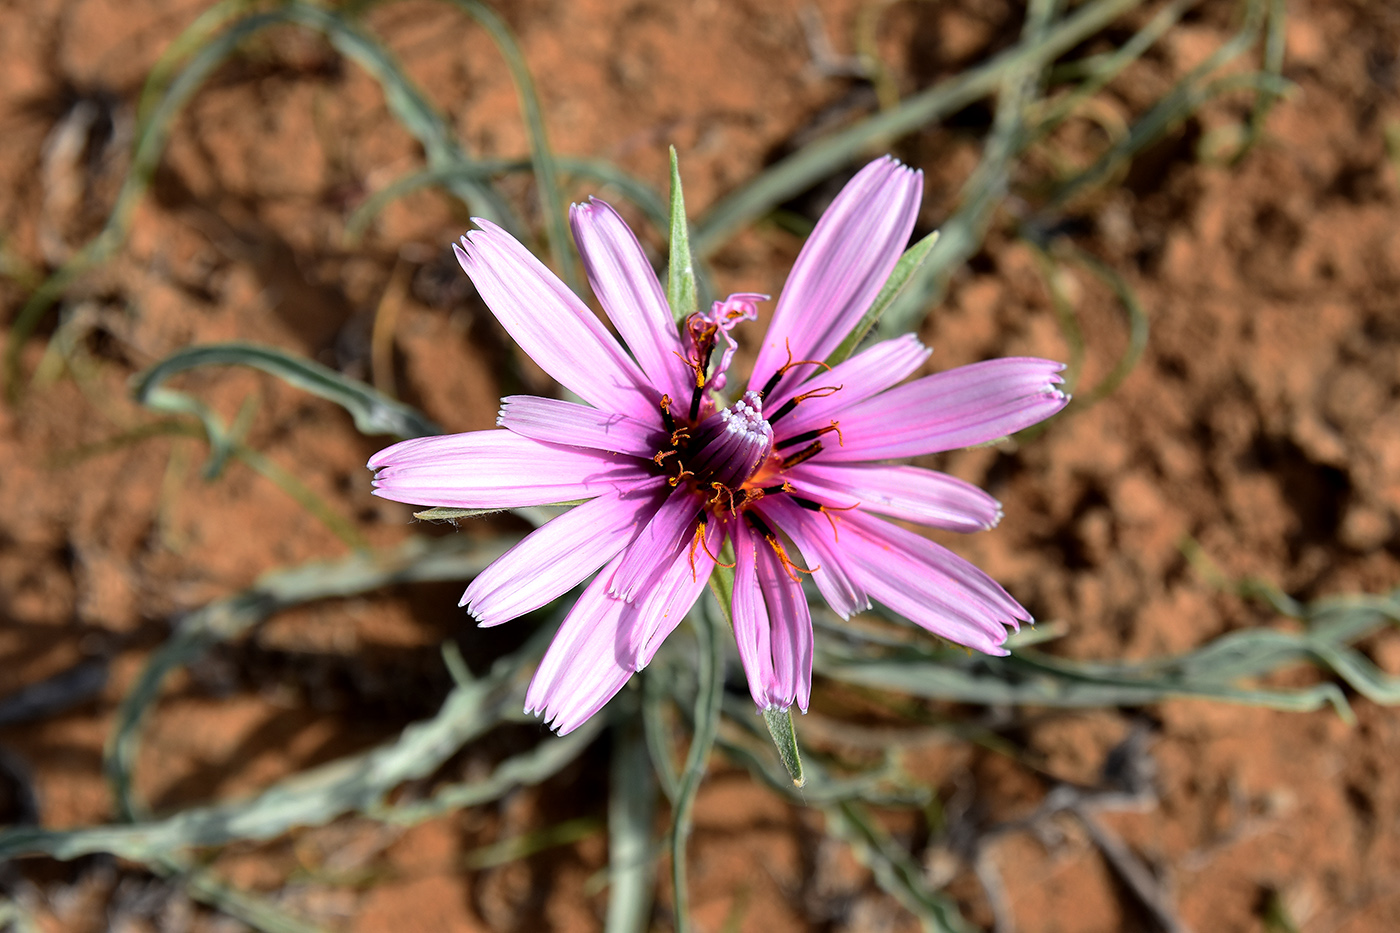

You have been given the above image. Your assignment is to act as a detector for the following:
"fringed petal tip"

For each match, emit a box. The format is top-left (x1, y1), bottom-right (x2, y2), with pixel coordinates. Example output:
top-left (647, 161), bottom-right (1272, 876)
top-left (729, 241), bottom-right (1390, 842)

top-left (524, 703), bottom-right (571, 735)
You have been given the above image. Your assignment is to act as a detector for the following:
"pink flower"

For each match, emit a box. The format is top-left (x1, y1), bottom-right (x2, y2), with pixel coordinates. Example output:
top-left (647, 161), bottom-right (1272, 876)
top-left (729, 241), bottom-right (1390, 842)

top-left (369, 157), bottom-right (1068, 734)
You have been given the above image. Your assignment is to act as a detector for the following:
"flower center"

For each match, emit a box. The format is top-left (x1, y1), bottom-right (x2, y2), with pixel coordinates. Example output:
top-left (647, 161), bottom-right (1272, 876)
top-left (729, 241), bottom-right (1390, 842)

top-left (689, 391), bottom-right (773, 490)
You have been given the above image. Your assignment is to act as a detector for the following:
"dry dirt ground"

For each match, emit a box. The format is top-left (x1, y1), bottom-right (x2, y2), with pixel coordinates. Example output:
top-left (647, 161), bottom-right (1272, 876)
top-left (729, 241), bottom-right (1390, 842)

top-left (1, 0), bottom-right (1399, 930)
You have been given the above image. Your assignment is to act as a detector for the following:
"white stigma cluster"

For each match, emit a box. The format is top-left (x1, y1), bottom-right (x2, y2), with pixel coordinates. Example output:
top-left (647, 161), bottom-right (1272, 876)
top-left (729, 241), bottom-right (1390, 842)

top-left (718, 391), bottom-right (769, 439)
top-left (690, 391), bottom-right (774, 490)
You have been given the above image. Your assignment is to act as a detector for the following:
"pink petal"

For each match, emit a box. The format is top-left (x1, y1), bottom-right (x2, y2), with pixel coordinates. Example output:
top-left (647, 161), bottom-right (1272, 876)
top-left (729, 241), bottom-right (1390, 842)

top-left (768, 334), bottom-right (930, 437)
top-left (607, 489), bottom-right (703, 602)
top-left (497, 395), bottom-right (661, 458)
top-left (570, 199), bottom-right (692, 401)
top-left (462, 480), bottom-right (668, 626)
top-left (524, 555), bottom-right (636, 735)
top-left (753, 527), bottom-right (814, 711)
top-left (525, 529), bottom-right (714, 734)
top-left (730, 521), bottom-right (775, 707)
top-left (821, 358), bottom-right (1068, 461)
top-left (627, 517), bottom-right (718, 669)
top-left (757, 497), bottom-right (869, 619)
top-left (748, 158), bottom-right (923, 401)
top-left (455, 221), bottom-right (653, 416)
top-left (369, 429), bottom-right (650, 508)
top-left (839, 511), bottom-right (1028, 654)
top-left (788, 463), bottom-right (1002, 532)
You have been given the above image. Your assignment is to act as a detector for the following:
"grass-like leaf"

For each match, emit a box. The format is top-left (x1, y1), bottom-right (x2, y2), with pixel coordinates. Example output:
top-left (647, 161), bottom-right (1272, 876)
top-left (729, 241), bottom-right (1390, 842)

top-left (347, 158), bottom-right (669, 243)
top-left (826, 230), bottom-right (939, 366)
top-left (669, 595), bottom-right (726, 933)
top-left (6, 0), bottom-right (517, 399)
top-left (132, 341), bottom-right (438, 444)
top-left (691, 0), bottom-right (1142, 256)
top-left (103, 534), bottom-right (513, 824)
top-left (605, 697), bottom-right (658, 933)
top-left (761, 707), bottom-right (806, 788)
top-left (445, 0), bottom-right (577, 291)
top-left (825, 800), bottom-right (977, 933)
top-left (666, 147), bottom-right (699, 321)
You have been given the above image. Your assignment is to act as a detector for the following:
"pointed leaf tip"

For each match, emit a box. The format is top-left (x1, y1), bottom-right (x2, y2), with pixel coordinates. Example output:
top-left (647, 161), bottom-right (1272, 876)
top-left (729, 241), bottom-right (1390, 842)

top-left (827, 229), bottom-right (941, 366)
top-left (762, 706), bottom-right (806, 787)
top-left (666, 147), bottom-right (698, 322)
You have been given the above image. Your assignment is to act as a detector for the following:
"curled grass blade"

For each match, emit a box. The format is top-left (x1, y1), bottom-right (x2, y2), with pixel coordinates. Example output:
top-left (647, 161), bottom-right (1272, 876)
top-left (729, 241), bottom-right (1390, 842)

top-left (691, 0), bottom-right (1142, 256)
top-left (233, 440), bottom-right (369, 550)
top-left (815, 589), bottom-right (1400, 720)
top-left (1032, 0), bottom-right (1200, 140)
top-left (1070, 249), bottom-right (1150, 406)
top-left (1035, 0), bottom-right (1275, 215)
top-left (347, 157), bottom-right (668, 242)
top-left (374, 716), bottom-right (603, 826)
top-left (103, 534), bottom-right (514, 824)
top-left (134, 0), bottom-right (270, 122)
top-left (131, 341), bottom-right (439, 442)
top-left (879, 0), bottom-right (1058, 334)
top-left (461, 817), bottom-right (603, 870)
top-left (6, 0), bottom-right (514, 399)
top-left (825, 800), bottom-right (977, 933)
top-left (443, 0), bottom-right (577, 290)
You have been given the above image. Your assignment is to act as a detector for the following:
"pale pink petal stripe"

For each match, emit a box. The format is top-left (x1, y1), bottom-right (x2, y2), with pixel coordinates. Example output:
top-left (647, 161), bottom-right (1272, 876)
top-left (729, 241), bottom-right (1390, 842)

top-left (820, 358), bottom-right (1069, 461)
top-left (840, 511), bottom-right (1028, 654)
top-left (754, 532), bottom-right (814, 712)
top-left (730, 521), bottom-right (775, 707)
top-left (749, 157), bottom-right (923, 401)
top-left (461, 479), bottom-right (668, 626)
top-left (789, 463), bottom-right (1002, 532)
top-left (769, 334), bottom-right (930, 437)
top-left (525, 555), bottom-right (636, 735)
top-left (570, 199), bottom-right (692, 401)
top-left (497, 395), bottom-right (660, 458)
top-left (455, 220), bottom-right (653, 416)
top-left (369, 430), bottom-right (651, 508)
top-left (757, 497), bottom-right (869, 619)
top-left (526, 532), bottom-right (714, 733)
top-left (627, 518), bottom-right (717, 669)
top-left (607, 489), bottom-right (703, 602)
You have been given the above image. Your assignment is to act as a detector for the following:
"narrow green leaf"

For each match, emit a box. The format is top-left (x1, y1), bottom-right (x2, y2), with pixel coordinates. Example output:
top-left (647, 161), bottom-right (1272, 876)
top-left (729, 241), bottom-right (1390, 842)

top-left (761, 707), bottom-right (806, 788)
top-left (17, 623), bottom-right (548, 860)
top-left (131, 342), bottom-right (439, 440)
top-left (605, 697), bottom-right (657, 933)
top-left (6, 0), bottom-right (518, 400)
top-left (670, 596), bottom-right (725, 933)
top-left (690, 0), bottom-right (1141, 256)
top-left (446, 0), bottom-right (578, 292)
top-left (666, 147), bottom-right (699, 321)
top-left (413, 506), bottom-right (506, 522)
top-left (826, 230), bottom-right (939, 366)
top-left (101, 534), bottom-right (513, 825)
top-left (826, 800), bottom-right (977, 933)
top-left (347, 157), bottom-right (668, 243)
